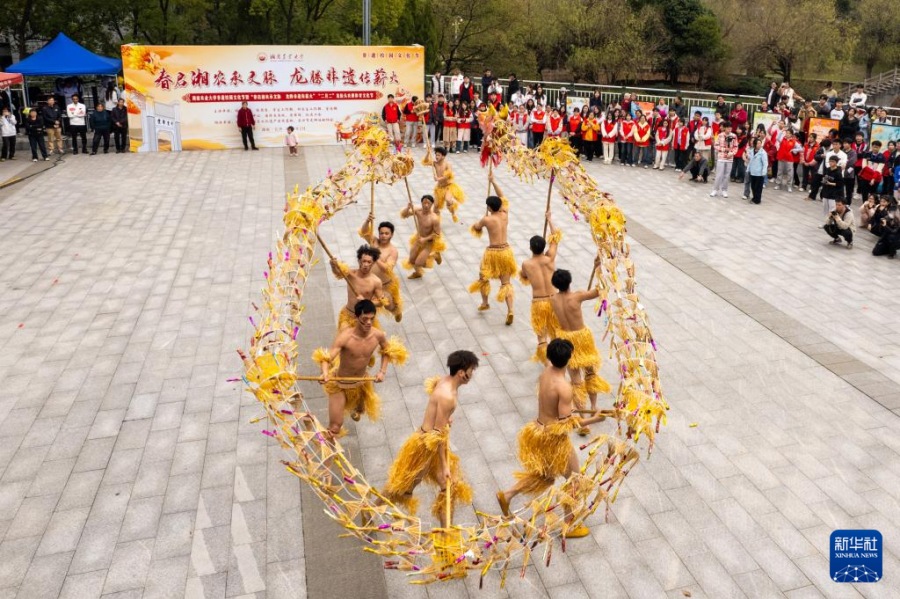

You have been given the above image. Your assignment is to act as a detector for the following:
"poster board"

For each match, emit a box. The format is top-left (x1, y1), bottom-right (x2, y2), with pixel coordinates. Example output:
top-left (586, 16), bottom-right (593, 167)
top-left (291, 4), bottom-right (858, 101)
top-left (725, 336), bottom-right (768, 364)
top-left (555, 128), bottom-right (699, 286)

top-left (752, 111), bottom-right (781, 134)
top-left (808, 118), bottom-right (839, 142)
top-left (121, 45), bottom-right (425, 151)
top-left (567, 96), bottom-right (587, 115)
top-left (871, 123), bottom-right (900, 148)
top-left (689, 105), bottom-right (715, 123)
top-left (635, 101), bottom-right (655, 116)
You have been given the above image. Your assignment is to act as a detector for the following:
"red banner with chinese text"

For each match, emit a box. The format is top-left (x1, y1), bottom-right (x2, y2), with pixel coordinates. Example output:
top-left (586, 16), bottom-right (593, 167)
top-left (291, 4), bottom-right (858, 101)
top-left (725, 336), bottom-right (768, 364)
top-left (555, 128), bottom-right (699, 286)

top-left (120, 45), bottom-right (424, 151)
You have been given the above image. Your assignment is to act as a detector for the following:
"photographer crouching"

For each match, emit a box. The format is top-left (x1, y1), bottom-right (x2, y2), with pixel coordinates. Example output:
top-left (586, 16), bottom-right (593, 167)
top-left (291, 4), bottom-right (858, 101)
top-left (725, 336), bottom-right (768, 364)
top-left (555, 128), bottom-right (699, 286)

top-left (824, 198), bottom-right (856, 249)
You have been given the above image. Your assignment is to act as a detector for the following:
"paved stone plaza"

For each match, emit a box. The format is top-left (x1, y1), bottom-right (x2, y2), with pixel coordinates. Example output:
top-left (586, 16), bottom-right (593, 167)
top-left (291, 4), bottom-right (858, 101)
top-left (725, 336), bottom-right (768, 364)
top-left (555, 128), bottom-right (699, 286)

top-left (0, 144), bottom-right (899, 599)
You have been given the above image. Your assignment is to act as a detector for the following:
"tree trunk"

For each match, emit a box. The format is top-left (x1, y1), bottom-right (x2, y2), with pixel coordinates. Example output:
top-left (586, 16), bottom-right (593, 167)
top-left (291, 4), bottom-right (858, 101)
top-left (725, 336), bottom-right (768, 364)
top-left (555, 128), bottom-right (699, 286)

top-left (865, 60), bottom-right (875, 79)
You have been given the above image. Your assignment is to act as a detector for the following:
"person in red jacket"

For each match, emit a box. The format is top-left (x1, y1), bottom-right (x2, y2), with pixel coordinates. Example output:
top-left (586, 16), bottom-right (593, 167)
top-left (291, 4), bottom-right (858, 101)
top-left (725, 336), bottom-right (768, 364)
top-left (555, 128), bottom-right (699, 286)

top-left (402, 95), bottom-right (421, 148)
top-left (382, 94), bottom-right (402, 151)
top-left (799, 133), bottom-right (820, 192)
top-left (568, 107), bottom-right (583, 155)
top-left (237, 101), bottom-right (258, 150)
top-left (729, 103), bottom-right (748, 132)
top-left (633, 114), bottom-right (652, 168)
top-left (774, 129), bottom-right (802, 191)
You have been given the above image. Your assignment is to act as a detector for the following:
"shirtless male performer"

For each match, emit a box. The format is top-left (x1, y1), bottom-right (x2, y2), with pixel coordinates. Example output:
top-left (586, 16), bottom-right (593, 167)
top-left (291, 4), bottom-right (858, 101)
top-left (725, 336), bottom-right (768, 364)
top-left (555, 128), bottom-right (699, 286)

top-left (312, 300), bottom-right (408, 437)
top-left (432, 146), bottom-right (466, 222)
top-left (469, 173), bottom-right (517, 325)
top-left (550, 268), bottom-right (610, 436)
top-left (496, 338), bottom-right (610, 538)
top-left (401, 194), bottom-right (445, 279)
top-left (520, 211), bottom-right (562, 363)
top-left (330, 245), bottom-right (385, 330)
top-left (359, 215), bottom-right (403, 322)
top-left (381, 350), bottom-right (479, 525)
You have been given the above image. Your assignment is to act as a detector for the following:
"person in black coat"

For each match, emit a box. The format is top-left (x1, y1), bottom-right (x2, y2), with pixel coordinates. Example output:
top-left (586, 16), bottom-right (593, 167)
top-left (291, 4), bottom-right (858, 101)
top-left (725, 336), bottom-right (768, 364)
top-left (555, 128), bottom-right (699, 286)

top-left (505, 74), bottom-right (519, 104)
top-left (764, 82), bottom-right (779, 112)
top-left (24, 109), bottom-right (49, 161)
top-left (89, 103), bottom-right (112, 154)
top-left (110, 98), bottom-right (129, 153)
top-left (40, 97), bottom-right (64, 155)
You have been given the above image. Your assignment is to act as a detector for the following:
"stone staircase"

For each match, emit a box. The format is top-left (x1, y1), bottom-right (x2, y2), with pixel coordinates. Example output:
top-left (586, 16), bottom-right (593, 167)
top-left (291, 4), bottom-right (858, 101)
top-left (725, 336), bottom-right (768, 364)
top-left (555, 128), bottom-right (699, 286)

top-left (843, 67), bottom-right (900, 101)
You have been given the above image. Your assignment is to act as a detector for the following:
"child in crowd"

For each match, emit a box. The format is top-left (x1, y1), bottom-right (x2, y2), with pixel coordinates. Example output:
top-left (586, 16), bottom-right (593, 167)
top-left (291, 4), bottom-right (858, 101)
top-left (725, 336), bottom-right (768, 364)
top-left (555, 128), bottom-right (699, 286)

top-left (285, 126), bottom-right (298, 156)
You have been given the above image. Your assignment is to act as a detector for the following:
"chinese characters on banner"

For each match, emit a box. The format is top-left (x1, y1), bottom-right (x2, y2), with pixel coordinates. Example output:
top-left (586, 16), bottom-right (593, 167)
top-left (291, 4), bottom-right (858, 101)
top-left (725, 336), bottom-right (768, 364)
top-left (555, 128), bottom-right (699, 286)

top-left (121, 46), bottom-right (425, 151)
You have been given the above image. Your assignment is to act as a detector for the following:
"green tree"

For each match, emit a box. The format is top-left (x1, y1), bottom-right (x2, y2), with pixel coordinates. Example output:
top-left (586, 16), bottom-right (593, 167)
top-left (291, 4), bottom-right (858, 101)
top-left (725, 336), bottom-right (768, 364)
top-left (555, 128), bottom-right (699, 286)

top-left (854, 0), bottom-right (900, 78)
top-left (679, 13), bottom-right (729, 87)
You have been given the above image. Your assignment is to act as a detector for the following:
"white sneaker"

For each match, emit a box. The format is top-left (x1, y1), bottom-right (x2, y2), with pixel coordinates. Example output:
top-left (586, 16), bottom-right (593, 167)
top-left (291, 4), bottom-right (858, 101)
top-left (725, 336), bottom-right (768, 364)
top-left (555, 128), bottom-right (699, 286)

top-left (722, 191), bottom-right (728, 198)
top-left (774, 185), bottom-right (780, 190)
top-left (787, 187), bottom-right (793, 193)
top-left (709, 191), bottom-right (718, 197)
top-left (741, 194), bottom-right (748, 200)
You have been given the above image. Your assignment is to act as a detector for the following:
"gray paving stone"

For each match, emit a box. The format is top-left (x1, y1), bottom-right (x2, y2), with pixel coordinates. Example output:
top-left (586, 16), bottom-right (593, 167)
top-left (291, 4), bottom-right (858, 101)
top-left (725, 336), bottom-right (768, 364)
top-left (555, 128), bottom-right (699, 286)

top-left (36, 506), bottom-right (90, 556)
top-left (15, 550), bottom-right (73, 599)
top-left (58, 569), bottom-right (108, 599)
top-left (103, 539), bottom-right (154, 594)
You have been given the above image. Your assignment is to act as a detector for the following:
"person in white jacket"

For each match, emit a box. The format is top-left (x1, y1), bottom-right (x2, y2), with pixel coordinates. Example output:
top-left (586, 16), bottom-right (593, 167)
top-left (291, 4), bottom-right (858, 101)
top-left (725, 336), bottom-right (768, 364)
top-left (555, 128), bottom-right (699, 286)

top-left (449, 71), bottom-right (464, 100)
top-left (693, 118), bottom-right (713, 161)
top-left (510, 104), bottom-right (529, 145)
top-left (67, 94), bottom-right (88, 154)
top-left (0, 108), bottom-right (17, 160)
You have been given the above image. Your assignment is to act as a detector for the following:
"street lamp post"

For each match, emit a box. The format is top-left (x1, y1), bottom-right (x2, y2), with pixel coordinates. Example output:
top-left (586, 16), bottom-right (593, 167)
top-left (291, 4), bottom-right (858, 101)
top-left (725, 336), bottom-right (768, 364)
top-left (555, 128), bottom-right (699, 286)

top-left (363, 0), bottom-right (371, 46)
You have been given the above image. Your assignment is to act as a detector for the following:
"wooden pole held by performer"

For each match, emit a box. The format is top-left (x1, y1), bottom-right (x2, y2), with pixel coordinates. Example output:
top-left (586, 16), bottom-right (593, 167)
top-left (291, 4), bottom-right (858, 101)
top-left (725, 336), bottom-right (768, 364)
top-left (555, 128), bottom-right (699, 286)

top-left (297, 375), bottom-right (376, 382)
top-left (316, 232), bottom-right (361, 297)
top-left (542, 168), bottom-right (556, 238)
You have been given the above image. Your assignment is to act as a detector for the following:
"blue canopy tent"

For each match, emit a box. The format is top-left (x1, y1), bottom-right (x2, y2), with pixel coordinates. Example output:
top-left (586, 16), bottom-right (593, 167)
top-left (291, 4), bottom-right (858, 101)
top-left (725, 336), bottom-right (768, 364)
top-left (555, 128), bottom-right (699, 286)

top-left (7, 33), bottom-right (120, 77)
top-left (7, 33), bottom-right (120, 106)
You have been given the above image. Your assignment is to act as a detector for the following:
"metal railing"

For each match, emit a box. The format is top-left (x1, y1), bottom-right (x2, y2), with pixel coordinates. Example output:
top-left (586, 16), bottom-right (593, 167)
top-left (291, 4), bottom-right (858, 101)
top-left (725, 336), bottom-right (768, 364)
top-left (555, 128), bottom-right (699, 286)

top-left (428, 77), bottom-right (900, 125)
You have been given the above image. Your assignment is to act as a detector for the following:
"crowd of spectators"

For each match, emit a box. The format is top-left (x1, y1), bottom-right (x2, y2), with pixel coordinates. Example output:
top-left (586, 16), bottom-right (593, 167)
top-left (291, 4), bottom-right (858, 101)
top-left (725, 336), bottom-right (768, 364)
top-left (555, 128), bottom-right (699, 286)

top-left (416, 71), bottom-right (899, 259)
top-left (0, 80), bottom-right (127, 162)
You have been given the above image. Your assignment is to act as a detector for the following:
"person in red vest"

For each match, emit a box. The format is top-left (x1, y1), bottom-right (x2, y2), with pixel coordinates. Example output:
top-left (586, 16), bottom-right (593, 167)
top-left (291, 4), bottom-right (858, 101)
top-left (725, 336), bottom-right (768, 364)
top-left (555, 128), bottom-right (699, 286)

top-left (382, 94), bottom-right (403, 151)
top-left (568, 107), bottom-right (583, 155)
top-left (402, 95), bottom-right (421, 148)
top-left (237, 101), bottom-right (258, 150)
top-left (653, 121), bottom-right (672, 170)
top-left (618, 112), bottom-right (635, 166)
top-left (442, 100), bottom-right (457, 152)
top-left (600, 112), bottom-right (617, 165)
top-left (456, 102), bottom-right (471, 153)
top-left (530, 105), bottom-right (548, 148)
top-left (774, 129), bottom-right (802, 192)
top-left (672, 120), bottom-right (691, 171)
top-left (547, 108), bottom-right (564, 139)
top-left (633, 114), bottom-right (652, 168)
top-left (799, 133), bottom-right (820, 192)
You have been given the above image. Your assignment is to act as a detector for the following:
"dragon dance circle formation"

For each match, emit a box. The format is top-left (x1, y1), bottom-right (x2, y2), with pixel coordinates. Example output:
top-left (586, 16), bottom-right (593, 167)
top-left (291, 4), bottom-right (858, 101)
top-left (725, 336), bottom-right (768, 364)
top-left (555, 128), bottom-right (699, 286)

top-left (237, 105), bottom-right (670, 586)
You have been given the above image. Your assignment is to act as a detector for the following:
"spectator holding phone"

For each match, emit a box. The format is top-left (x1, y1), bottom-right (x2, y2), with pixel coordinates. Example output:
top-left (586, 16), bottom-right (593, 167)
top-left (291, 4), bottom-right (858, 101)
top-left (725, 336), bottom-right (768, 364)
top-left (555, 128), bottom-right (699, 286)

top-left (824, 198), bottom-right (855, 248)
